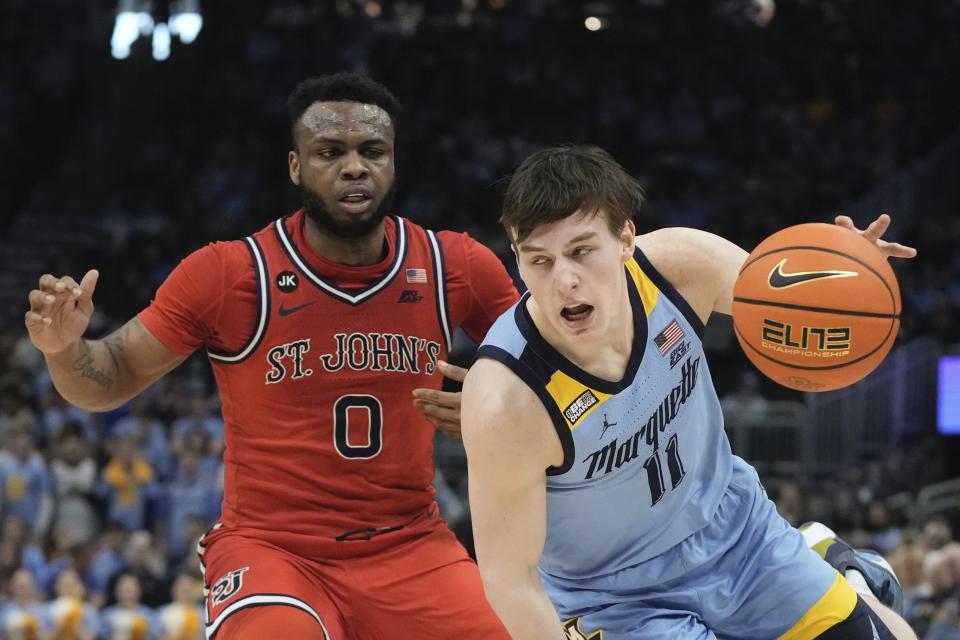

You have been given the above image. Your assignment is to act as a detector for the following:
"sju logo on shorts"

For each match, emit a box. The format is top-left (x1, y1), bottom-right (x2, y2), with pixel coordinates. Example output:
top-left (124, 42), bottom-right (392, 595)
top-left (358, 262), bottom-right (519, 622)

top-left (211, 567), bottom-right (249, 606)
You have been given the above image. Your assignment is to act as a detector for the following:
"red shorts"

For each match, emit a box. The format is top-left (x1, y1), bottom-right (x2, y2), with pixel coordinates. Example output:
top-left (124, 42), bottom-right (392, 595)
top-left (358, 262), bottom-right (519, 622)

top-left (199, 507), bottom-right (509, 639)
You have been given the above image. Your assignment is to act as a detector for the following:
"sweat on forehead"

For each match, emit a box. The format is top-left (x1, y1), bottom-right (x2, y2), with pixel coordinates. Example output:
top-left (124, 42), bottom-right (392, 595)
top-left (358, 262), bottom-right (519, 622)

top-left (299, 101), bottom-right (394, 138)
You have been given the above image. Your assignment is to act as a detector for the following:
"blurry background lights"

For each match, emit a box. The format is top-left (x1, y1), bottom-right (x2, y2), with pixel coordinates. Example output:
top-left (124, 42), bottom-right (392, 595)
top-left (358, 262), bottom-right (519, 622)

top-left (584, 16), bottom-right (606, 31)
top-left (110, 0), bottom-right (154, 59)
top-left (169, 0), bottom-right (204, 44)
top-left (111, 0), bottom-right (203, 60)
top-left (152, 21), bottom-right (171, 60)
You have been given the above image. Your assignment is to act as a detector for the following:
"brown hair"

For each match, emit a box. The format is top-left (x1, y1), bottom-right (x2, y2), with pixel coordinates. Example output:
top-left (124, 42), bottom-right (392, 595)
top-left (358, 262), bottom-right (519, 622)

top-left (501, 145), bottom-right (645, 244)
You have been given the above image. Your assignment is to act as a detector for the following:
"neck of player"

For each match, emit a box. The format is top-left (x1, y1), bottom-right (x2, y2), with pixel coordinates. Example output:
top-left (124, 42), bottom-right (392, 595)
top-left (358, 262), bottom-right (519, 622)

top-left (535, 283), bottom-right (634, 382)
top-left (303, 217), bottom-right (388, 267)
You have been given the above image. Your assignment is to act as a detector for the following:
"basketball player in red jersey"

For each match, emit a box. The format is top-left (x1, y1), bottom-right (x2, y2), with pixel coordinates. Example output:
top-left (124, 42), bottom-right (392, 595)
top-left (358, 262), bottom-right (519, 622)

top-left (24, 73), bottom-right (516, 639)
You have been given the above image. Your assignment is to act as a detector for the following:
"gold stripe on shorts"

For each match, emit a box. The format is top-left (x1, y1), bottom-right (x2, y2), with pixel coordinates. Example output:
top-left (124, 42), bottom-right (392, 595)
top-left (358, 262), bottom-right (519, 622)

top-left (779, 570), bottom-right (857, 640)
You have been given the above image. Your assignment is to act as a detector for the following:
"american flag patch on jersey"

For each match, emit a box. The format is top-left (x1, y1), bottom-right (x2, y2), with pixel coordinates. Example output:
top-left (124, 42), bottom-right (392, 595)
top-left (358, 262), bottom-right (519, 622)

top-left (405, 268), bottom-right (427, 283)
top-left (653, 319), bottom-right (685, 355)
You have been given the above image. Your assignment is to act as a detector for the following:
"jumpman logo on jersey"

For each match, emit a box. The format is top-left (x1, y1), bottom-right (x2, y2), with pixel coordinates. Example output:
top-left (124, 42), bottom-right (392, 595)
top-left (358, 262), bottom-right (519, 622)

top-left (599, 413), bottom-right (617, 440)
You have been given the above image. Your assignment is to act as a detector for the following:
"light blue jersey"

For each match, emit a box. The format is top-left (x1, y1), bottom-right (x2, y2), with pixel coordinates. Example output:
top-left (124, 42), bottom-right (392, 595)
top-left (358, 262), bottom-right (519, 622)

top-left (478, 247), bottom-right (733, 579)
top-left (478, 247), bottom-right (845, 639)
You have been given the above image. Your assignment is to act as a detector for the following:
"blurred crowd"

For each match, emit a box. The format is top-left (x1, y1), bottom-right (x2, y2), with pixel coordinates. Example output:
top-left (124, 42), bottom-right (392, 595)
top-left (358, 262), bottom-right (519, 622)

top-left (2, 0), bottom-right (960, 637)
top-left (0, 329), bottom-right (215, 639)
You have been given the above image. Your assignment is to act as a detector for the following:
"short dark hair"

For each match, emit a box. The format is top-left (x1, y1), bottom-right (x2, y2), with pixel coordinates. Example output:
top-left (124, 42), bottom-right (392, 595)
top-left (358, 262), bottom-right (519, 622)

top-left (501, 145), bottom-right (645, 244)
top-left (286, 72), bottom-right (402, 148)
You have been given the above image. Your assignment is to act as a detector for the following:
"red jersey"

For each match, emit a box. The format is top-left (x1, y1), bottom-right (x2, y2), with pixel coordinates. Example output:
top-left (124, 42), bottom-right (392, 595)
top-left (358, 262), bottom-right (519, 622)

top-left (139, 211), bottom-right (518, 554)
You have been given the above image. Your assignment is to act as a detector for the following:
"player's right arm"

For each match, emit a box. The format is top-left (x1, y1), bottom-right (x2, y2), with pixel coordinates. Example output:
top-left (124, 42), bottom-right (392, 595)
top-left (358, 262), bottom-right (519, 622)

top-left (25, 269), bottom-right (187, 412)
top-left (461, 357), bottom-right (566, 640)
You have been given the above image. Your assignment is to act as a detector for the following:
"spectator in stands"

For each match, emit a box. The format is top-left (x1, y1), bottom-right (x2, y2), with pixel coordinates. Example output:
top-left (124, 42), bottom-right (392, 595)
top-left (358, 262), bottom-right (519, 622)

top-left (162, 448), bottom-right (220, 561)
top-left (120, 531), bottom-right (167, 608)
top-left (84, 522), bottom-right (128, 608)
top-left (45, 567), bottom-right (99, 640)
top-left (0, 385), bottom-right (37, 444)
top-left (169, 516), bottom-right (207, 578)
top-left (157, 573), bottom-right (204, 640)
top-left (111, 397), bottom-right (175, 481)
top-left (887, 540), bottom-right (929, 625)
top-left (0, 568), bottom-right (49, 639)
top-left (99, 433), bottom-right (159, 532)
top-left (923, 519), bottom-right (955, 554)
top-left (866, 500), bottom-right (904, 554)
top-left (37, 387), bottom-right (96, 445)
top-left (0, 424), bottom-right (53, 539)
top-left (49, 423), bottom-right (99, 549)
top-left (170, 394), bottom-right (223, 459)
top-left (99, 572), bottom-right (159, 639)
top-left (925, 600), bottom-right (960, 640)
top-left (922, 543), bottom-right (960, 640)
top-left (0, 511), bottom-right (70, 599)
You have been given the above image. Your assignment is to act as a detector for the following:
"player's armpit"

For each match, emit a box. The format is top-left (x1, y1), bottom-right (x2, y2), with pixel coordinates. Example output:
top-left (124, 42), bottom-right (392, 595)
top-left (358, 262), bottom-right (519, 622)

top-left (461, 358), bottom-right (567, 640)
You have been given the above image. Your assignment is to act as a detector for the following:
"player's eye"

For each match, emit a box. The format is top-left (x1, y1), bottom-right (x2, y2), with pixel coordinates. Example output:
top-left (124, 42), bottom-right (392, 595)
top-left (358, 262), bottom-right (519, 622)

top-left (317, 148), bottom-right (341, 158)
top-left (530, 256), bottom-right (552, 266)
top-left (572, 246), bottom-right (593, 257)
top-left (363, 148), bottom-right (385, 158)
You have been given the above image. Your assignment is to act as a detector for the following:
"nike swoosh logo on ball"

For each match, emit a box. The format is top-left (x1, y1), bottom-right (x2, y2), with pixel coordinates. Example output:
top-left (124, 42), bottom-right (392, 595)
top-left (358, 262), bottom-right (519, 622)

top-left (767, 259), bottom-right (858, 289)
top-left (278, 302), bottom-right (314, 317)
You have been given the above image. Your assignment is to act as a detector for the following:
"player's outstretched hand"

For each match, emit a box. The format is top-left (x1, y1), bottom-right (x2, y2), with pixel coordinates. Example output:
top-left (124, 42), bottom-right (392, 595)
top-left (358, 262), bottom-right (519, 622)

top-left (25, 270), bottom-right (99, 355)
top-left (412, 360), bottom-right (467, 439)
top-left (834, 214), bottom-right (917, 259)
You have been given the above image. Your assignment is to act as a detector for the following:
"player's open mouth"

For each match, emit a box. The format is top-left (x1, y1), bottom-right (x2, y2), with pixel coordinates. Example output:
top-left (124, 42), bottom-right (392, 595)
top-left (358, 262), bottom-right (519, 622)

top-left (339, 191), bottom-right (374, 214)
top-left (337, 185), bottom-right (373, 213)
top-left (560, 304), bottom-right (593, 323)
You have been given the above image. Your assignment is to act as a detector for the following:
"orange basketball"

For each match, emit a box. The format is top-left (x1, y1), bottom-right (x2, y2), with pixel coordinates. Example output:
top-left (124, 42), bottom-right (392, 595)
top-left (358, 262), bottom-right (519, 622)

top-left (731, 223), bottom-right (901, 392)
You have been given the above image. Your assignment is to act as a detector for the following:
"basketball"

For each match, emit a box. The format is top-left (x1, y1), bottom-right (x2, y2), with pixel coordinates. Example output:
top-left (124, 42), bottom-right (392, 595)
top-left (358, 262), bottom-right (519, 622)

top-left (732, 223), bottom-right (901, 392)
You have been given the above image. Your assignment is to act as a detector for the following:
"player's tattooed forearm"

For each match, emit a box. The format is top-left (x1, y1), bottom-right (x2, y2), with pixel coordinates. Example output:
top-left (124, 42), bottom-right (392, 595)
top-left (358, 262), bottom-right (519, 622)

top-left (71, 343), bottom-right (114, 390)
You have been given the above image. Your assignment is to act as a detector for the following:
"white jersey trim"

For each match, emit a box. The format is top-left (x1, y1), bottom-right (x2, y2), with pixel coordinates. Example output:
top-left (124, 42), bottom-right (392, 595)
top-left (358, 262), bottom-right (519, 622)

top-left (275, 216), bottom-right (408, 305)
top-left (208, 238), bottom-right (269, 362)
top-left (426, 230), bottom-right (453, 352)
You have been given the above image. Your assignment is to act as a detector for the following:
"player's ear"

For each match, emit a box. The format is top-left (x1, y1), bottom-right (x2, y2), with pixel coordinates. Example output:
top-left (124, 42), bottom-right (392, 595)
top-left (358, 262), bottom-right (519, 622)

top-left (507, 228), bottom-right (520, 261)
top-left (619, 220), bottom-right (636, 260)
top-left (288, 150), bottom-right (301, 186)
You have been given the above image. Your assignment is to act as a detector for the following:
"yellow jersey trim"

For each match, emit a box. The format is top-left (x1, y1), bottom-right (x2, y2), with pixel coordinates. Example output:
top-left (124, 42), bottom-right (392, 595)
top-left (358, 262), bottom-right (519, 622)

top-left (625, 258), bottom-right (659, 317)
top-left (779, 571), bottom-right (858, 640)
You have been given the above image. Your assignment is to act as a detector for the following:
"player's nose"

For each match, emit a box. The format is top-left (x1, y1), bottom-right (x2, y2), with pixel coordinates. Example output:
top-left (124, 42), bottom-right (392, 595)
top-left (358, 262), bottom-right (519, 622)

top-left (339, 151), bottom-right (369, 180)
top-left (554, 260), bottom-right (580, 293)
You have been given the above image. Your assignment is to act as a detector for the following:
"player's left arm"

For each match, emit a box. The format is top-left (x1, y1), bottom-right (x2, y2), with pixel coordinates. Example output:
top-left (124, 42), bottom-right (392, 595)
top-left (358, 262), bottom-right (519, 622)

top-left (640, 214), bottom-right (917, 325)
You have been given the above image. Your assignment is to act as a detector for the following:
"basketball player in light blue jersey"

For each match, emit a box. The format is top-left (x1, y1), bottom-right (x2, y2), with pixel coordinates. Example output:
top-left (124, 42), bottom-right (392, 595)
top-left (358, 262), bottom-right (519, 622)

top-left (461, 145), bottom-right (918, 639)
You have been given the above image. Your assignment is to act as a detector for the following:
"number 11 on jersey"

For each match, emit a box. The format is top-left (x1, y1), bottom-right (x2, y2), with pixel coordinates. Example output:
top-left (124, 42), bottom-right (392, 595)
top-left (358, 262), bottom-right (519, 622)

top-left (642, 434), bottom-right (685, 505)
